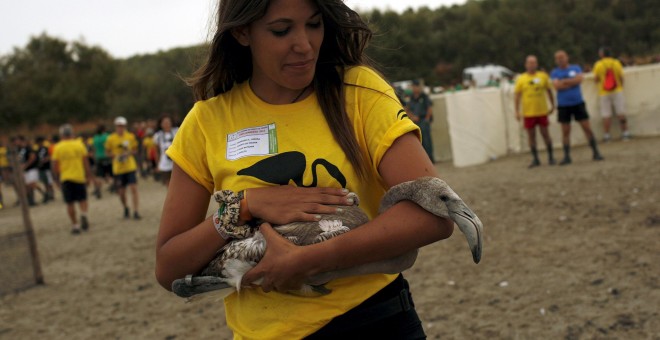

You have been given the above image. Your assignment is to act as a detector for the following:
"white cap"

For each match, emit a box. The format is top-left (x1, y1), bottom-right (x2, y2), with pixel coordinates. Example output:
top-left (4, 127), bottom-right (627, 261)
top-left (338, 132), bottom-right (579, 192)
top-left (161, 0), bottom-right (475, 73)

top-left (114, 116), bottom-right (128, 126)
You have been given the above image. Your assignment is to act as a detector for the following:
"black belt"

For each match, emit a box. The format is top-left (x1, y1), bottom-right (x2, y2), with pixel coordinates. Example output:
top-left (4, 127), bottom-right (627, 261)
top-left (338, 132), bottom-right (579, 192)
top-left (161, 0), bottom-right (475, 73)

top-left (307, 274), bottom-right (414, 338)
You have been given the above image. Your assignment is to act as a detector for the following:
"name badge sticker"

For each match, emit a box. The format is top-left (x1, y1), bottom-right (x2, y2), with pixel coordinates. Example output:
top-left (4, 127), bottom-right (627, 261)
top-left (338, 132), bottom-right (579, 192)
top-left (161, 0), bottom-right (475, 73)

top-left (226, 123), bottom-right (278, 161)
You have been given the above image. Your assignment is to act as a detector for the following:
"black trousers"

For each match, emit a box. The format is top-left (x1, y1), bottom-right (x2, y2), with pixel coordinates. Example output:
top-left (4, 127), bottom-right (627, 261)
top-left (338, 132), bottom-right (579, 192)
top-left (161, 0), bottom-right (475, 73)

top-left (306, 274), bottom-right (426, 340)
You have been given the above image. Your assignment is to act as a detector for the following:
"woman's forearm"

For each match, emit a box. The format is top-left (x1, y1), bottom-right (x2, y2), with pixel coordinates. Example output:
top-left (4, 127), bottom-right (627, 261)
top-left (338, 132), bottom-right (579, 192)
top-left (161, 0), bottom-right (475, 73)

top-left (303, 200), bottom-right (454, 276)
top-left (155, 217), bottom-right (227, 290)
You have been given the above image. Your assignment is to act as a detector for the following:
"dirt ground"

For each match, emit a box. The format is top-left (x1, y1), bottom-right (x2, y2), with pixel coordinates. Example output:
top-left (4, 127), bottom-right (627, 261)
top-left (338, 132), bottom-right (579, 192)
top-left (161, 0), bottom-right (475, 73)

top-left (1, 137), bottom-right (659, 339)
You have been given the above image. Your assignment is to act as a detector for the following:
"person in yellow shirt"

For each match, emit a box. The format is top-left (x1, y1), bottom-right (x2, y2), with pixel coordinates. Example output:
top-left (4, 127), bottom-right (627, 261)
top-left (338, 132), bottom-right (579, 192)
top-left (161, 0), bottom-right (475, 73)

top-left (52, 124), bottom-right (91, 234)
top-left (106, 116), bottom-right (141, 220)
top-left (515, 55), bottom-right (556, 168)
top-left (0, 140), bottom-right (8, 208)
top-left (141, 129), bottom-right (157, 180)
top-left (155, 1), bottom-right (456, 338)
top-left (593, 47), bottom-right (630, 141)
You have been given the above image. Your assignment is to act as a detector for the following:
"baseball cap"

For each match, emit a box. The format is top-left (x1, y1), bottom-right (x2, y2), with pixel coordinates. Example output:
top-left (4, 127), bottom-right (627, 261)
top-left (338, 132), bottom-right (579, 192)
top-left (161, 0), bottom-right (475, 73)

top-left (114, 116), bottom-right (128, 126)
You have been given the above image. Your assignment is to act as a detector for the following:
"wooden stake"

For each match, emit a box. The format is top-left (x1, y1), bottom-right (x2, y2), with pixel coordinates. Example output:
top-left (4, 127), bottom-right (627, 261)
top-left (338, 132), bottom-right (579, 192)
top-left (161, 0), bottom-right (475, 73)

top-left (8, 146), bottom-right (44, 285)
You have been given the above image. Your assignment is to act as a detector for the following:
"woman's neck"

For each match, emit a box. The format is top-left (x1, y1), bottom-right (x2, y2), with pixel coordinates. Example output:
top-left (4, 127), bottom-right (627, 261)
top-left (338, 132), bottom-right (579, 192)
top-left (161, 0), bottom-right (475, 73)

top-left (249, 78), bottom-right (312, 105)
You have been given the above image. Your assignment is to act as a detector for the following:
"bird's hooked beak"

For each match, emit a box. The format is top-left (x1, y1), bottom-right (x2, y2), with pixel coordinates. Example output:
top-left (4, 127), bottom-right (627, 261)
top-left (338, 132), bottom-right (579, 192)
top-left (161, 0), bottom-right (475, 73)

top-left (446, 199), bottom-right (483, 264)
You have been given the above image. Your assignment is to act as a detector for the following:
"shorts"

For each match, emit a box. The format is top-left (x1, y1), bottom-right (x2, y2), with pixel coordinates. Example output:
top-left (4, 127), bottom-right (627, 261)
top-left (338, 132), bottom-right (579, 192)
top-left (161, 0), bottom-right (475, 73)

top-left (24, 168), bottom-right (39, 184)
top-left (114, 171), bottom-right (137, 188)
top-left (599, 92), bottom-right (625, 118)
top-left (95, 158), bottom-right (113, 178)
top-left (62, 181), bottom-right (87, 203)
top-left (524, 116), bottom-right (549, 129)
top-left (558, 102), bottom-right (589, 123)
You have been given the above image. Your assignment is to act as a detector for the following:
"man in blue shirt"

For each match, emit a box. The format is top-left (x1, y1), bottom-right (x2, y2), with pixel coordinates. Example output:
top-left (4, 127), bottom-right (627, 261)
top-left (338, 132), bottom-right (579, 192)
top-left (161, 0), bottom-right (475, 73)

top-left (550, 50), bottom-right (603, 165)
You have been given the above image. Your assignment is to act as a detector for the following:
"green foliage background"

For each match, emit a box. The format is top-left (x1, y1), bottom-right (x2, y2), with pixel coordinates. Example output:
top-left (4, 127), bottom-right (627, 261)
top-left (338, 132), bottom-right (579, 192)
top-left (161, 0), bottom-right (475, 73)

top-left (1, 0), bottom-right (658, 130)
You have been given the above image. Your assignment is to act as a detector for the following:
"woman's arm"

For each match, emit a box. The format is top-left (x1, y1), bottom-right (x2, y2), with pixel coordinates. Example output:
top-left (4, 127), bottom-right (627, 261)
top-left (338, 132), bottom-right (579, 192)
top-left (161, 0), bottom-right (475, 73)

top-left (155, 164), bottom-right (224, 290)
top-left (242, 132), bottom-right (454, 292)
top-left (155, 164), bottom-right (353, 290)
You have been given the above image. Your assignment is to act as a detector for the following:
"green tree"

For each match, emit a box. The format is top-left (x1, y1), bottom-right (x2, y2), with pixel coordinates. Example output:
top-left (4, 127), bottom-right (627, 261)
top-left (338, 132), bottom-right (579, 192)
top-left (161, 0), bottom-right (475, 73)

top-left (0, 33), bottom-right (115, 129)
top-left (107, 45), bottom-right (203, 123)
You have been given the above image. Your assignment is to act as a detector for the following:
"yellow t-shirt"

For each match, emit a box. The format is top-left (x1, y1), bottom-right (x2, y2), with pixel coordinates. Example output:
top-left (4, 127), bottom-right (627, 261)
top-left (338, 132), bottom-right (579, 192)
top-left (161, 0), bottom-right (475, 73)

top-left (105, 132), bottom-right (138, 175)
top-left (167, 66), bottom-right (420, 339)
top-left (142, 137), bottom-right (156, 160)
top-left (593, 57), bottom-right (624, 95)
top-left (52, 139), bottom-right (88, 183)
top-left (0, 146), bottom-right (8, 167)
top-left (514, 71), bottom-right (552, 117)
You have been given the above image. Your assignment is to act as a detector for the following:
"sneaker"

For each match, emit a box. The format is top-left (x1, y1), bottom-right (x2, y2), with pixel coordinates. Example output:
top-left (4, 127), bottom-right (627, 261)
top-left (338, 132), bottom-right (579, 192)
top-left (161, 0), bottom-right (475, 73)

top-left (548, 158), bottom-right (557, 166)
top-left (81, 216), bottom-right (89, 231)
top-left (527, 159), bottom-right (540, 169)
top-left (94, 189), bottom-right (101, 199)
top-left (622, 131), bottom-right (631, 141)
top-left (559, 157), bottom-right (572, 166)
top-left (133, 212), bottom-right (142, 220)
top-left (71, 228), bottom-right (81, 235)
top-left (603, 133), bottom-right (612, 143)
top-left (593, 154), bottom-right (604, 161)
top-left (124, 207), bottom-right (130, 219)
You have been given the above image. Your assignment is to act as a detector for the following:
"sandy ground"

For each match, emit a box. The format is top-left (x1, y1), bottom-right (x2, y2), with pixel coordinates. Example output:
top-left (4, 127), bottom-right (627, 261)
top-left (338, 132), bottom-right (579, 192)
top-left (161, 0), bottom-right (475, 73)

top-left (1, 137), bottom-right (659, 339)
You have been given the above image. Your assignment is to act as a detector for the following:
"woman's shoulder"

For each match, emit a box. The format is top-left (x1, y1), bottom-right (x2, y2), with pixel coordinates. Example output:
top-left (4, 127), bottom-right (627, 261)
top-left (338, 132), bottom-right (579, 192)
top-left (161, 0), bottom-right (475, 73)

top-left (344, 66), bottom-right (389, 89)
top-left (187, 84), bottom-right (245, 119)
top-left (190, 95), bottom-right (223, 113)
top-left (344, 66), bottom-right (398, 101)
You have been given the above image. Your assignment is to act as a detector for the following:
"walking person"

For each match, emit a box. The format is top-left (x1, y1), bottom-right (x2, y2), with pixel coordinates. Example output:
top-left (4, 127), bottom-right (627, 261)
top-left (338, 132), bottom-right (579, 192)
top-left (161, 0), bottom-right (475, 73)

top-left (550, 50), bottom-right (603, 165)
top-left (106, 116), bottom-right (141, 219)
top-left (514, 55), bottom-right (556, 168)
top-left (153, 115), bottom-right (178, 187)
top-left (0, 140), bottom-right (9, 209)
top-left (406, 79), bottom-right (435, 163)
top-left (593, 47), bottom-right (630, 142)
top-left (35, 136), bottom-right (55, 203)
top-left (14, 136), bottom-right (44, 206)
top-left (51, 124), bottom-right (91, 234)
top-left (92, 124), bottom-right (113, 198)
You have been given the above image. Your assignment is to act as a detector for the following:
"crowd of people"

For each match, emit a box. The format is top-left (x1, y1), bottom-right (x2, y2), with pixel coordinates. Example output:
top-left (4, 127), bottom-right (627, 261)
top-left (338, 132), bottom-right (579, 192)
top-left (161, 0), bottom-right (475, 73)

top-left (0, 115), bottom-right (179, 234)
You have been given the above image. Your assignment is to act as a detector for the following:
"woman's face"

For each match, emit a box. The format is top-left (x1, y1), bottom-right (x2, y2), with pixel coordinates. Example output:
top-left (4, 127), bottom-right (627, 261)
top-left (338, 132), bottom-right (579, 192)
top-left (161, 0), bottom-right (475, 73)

top-left (161, 117), bottom-right (172, 131)
top-left (234, 0), bottom-right (324, 103)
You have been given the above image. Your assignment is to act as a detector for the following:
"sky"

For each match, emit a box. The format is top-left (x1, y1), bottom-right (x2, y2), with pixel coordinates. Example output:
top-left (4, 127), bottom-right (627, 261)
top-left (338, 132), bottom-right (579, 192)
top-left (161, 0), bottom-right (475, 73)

top-left (0, 0), bottom-right (465, 59)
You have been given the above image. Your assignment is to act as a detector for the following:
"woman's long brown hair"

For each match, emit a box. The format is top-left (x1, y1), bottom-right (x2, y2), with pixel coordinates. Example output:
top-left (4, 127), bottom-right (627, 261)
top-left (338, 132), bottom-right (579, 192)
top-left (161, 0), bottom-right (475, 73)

top-left (187, 0), bottom-right (372, 178)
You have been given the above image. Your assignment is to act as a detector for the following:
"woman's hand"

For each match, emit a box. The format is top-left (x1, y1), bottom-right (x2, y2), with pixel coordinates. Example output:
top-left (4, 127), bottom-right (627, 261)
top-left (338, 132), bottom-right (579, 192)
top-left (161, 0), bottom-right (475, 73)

top-left (247, 186), bottom-right (353, 225)
top-left (241, 223), bottom-right (314, 292)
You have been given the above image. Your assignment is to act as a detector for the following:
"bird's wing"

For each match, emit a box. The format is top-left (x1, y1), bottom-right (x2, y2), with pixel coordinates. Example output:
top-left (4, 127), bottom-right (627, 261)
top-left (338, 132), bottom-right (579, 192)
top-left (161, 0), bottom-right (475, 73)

top-left (201, 233), bottom-right (266, 277)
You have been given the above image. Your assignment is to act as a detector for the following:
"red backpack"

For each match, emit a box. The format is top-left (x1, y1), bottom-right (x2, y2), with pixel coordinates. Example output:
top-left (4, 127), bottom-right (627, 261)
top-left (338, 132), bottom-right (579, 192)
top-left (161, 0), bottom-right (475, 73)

top-left (603, 67), bottom-right (617, 91)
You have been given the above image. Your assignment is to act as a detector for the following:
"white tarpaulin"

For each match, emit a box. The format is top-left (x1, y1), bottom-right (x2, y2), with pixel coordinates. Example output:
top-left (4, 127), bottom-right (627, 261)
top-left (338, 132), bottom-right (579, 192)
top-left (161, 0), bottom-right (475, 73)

top-left (442, 63), bottom-right (660, 167)
top-left (445, 88), bottom-right (508, 167)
